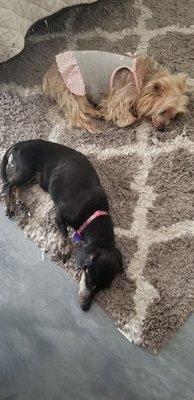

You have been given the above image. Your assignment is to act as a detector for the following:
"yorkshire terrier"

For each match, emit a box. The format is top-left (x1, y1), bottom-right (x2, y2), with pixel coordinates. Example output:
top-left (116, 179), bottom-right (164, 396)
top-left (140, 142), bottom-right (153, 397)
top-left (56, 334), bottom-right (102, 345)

top-left (42, 50), bottom-right (189, 133)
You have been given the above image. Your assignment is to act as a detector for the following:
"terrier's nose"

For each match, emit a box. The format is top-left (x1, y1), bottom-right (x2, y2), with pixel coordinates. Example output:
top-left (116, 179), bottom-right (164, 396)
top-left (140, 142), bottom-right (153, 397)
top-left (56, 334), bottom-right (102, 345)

top-left (158, 125), bottom-right (165, 132)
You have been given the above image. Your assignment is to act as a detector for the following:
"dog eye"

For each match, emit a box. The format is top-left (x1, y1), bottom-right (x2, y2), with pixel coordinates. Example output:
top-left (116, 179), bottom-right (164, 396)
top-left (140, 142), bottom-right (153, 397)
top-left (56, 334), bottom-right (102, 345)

top-left (160, 110), bottom-right (166, 116)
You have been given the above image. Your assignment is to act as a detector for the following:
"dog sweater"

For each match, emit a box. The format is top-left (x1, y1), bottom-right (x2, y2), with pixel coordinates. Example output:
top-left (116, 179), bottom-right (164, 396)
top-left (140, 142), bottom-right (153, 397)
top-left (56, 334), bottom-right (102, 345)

top-left (56, 50), bottom-right (137, 105)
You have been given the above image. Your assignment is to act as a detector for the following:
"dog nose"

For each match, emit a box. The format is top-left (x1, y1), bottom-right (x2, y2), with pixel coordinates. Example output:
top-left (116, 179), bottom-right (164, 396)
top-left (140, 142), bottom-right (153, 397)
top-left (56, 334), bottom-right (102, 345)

top-left (80, 297), bottom-right (92, 311)
top-left (158, 125), bottom-right (165, 132)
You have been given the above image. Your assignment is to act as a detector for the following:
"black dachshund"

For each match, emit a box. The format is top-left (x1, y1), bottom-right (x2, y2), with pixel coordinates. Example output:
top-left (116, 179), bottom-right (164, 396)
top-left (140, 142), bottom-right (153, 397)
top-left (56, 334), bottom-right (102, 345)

top-left (1, 139), bottom-right (123, 310)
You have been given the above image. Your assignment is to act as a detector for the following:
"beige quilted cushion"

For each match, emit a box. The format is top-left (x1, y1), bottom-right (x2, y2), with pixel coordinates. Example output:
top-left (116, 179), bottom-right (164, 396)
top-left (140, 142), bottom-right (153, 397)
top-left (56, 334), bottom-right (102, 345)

top-left (0, 0), bottom-right (97, 63)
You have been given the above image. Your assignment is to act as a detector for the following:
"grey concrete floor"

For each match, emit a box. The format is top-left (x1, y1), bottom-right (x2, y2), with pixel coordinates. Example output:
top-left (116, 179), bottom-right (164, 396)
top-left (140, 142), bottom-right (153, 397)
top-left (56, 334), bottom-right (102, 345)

top-left (0, 203), bottom-right (193, 400)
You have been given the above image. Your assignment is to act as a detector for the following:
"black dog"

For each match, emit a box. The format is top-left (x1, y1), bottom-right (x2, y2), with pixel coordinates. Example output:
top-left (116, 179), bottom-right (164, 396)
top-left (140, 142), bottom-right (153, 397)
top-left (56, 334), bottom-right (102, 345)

top-left (1, 139), bottom-right (123, 310)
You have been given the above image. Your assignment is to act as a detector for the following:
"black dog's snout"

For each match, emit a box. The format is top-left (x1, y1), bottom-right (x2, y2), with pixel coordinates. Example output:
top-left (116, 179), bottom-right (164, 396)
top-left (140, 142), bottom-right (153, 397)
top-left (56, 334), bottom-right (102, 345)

top-left (80, 298), bottom-right (92, 312)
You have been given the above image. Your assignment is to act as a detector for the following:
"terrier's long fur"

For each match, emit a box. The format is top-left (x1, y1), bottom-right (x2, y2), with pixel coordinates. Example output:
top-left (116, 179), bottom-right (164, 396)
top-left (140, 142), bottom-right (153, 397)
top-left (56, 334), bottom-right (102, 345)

top-left (43, 55), bottom-right (189, 132)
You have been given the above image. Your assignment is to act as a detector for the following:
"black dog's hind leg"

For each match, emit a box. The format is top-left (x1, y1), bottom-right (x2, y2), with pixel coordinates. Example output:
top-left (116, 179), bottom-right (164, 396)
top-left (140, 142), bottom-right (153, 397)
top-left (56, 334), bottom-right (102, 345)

top-left (4, 181), bottom-right (17, 218)
top-left (56, 210), bottom-right (72, 263)
top-left (4, 168), bottom-right (35, 218)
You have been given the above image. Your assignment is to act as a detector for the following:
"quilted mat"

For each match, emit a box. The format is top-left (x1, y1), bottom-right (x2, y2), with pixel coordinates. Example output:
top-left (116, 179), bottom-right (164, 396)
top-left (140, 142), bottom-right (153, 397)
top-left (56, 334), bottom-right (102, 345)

top-left (0, 0), bottom-right (97, 62)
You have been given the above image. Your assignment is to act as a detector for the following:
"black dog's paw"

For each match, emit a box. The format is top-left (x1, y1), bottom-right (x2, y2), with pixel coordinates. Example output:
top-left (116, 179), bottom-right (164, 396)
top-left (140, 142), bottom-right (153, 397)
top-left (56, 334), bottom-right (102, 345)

top-left (2, 182), bottom-right (9, 193)
top-left (62, 253), bottom-right (69, 264)
top-left (16, 200), bottom-right (28, 213)
top-left (59, 251), bottom-right (70, 264)
top-left (5, 208), bottom-right (15, 219)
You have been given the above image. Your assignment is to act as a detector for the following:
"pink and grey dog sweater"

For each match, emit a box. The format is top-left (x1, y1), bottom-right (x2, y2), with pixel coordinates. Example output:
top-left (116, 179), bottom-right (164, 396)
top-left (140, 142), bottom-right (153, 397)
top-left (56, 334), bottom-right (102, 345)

top-left (56, 50), bottom-right (138, 105)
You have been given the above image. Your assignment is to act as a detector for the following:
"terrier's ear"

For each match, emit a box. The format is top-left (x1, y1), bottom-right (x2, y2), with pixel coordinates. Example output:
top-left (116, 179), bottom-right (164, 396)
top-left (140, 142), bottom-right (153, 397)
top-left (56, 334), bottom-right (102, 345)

top-left (176, 73), bottom-right (188, 93)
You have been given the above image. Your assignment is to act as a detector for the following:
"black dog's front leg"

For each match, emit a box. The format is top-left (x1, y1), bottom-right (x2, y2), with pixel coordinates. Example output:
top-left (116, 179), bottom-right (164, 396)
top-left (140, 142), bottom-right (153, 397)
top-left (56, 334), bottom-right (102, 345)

top-left (56, 210), bottom-right (71, 263)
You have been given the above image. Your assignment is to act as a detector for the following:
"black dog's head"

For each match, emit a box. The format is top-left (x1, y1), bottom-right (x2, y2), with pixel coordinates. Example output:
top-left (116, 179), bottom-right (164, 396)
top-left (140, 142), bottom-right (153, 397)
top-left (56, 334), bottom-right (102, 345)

top-left (78, 245), bottom-right (123, 311)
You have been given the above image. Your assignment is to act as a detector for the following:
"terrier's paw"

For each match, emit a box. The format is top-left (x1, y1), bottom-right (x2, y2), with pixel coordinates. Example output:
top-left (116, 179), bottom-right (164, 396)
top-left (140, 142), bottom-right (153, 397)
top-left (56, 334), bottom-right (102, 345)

top-left (78, 119), bottom-right (103, 134)
top-left (86, 123), bottom-right (102, 134)
top-left (117, 114), bottom-right (137, 128)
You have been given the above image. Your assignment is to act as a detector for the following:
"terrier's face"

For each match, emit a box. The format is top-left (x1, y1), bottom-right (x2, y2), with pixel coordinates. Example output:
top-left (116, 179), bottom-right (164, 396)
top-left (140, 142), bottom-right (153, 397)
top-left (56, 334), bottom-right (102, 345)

top-left (137, 72), bottom-right (189, 131)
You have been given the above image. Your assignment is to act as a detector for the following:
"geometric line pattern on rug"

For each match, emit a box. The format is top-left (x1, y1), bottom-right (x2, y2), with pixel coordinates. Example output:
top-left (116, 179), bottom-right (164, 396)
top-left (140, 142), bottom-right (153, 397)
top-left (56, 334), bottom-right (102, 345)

top-left (82, 123), bottom-right (194, 344)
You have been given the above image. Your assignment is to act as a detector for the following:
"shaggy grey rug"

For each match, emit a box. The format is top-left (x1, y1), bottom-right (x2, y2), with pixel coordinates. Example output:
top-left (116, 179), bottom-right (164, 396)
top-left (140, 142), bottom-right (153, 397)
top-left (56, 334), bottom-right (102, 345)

top-left (0, 0), bottom-right (193, 352)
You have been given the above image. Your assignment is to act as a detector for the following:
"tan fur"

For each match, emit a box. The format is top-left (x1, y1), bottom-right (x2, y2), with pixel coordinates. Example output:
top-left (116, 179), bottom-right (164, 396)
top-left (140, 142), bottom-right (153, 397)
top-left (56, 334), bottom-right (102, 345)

top-left (42, 56), bottom-right (189, 132)
top-left (43, 63), bottom-right (102, 133)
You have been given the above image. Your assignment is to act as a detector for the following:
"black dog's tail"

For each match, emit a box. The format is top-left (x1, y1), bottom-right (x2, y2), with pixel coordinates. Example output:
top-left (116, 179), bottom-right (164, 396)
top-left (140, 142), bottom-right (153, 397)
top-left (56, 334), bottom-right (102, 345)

top-left (1, 145), bottom-right (15, 185)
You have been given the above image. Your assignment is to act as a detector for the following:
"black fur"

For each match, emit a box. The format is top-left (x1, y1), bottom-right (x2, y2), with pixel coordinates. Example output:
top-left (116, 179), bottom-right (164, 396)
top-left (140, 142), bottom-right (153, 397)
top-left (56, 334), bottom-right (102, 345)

top-left (1, 139), bottom-right (123, 310)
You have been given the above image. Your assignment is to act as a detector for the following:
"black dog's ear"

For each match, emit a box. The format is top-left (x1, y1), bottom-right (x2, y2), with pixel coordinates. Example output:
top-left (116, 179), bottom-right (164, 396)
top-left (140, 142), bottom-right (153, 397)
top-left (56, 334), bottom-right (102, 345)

top-left (77, 243), bottom-right (95, 269)
top-left (83, 254), bottom-right (94, 269)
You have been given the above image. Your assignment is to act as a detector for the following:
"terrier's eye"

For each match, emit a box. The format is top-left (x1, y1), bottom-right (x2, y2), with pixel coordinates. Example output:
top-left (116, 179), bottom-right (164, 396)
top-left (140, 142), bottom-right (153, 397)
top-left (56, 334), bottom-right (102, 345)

top-left (160, 110), bottom-right (167, 116)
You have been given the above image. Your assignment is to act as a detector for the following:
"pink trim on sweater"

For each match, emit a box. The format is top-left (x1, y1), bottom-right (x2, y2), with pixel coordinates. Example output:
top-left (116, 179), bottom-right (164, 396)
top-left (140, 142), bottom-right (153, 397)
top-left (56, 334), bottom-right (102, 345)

top-left (56, 51), bottom-right (86, 96)
top-left (126, 52), bottom-right (140, 93)
top-left (110, 52), bottom-right (140, 93)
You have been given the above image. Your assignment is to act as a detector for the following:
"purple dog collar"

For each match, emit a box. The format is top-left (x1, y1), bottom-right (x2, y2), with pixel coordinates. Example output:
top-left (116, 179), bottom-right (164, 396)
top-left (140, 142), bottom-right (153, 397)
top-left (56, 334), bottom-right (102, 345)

top-left (72, 210), bottom-right (109, 243)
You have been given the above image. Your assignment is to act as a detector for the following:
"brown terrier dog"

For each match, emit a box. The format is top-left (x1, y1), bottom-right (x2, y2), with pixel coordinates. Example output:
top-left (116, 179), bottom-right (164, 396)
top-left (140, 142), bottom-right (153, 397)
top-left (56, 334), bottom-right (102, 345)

top-left (42, 50), bottom-right (189, 133)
